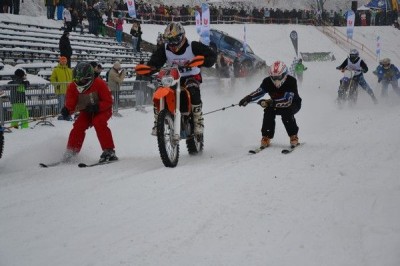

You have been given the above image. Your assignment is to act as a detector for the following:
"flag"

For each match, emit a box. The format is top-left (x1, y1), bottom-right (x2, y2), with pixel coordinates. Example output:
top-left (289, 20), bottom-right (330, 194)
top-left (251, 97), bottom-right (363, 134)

top-left (195, 10), bottom-right (201, 35)
top-left (200, 3), bottom-right (210, 45)
top-left (376, 35), bottom-right (381, 60)
top-left (243, 24), bottom-right (247, 54)
top-left (289, 30), bottom-right (298, 57)
top-left (346, 10), bottom-right (355, 39)
top-left (126, 0), bottom-right (136, 18)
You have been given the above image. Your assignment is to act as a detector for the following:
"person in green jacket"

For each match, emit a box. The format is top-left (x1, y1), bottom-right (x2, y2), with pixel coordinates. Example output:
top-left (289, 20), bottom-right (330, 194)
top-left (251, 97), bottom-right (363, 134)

top-left (8, 69), bottom-right (29, 129)
top-left (294, 58), bottom-right (307, 87)
top-left (50, 56), bottom-right (73, 120)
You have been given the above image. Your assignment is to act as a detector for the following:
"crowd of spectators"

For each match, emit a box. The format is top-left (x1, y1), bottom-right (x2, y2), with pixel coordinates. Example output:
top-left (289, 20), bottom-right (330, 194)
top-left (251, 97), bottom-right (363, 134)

top-left (3, 0), bottom-right (399, 35)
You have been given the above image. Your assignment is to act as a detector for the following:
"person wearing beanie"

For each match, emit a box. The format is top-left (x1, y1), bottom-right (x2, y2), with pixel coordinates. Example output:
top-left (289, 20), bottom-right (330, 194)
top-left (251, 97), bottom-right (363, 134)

top-left (107, 61), bottom-right (125, 116)
top-left (374, 58), bottom-right (400, 97)
top-left (90, 61), bottom-right (102, 78)
top-left (50, 56), bottom-right (73, 120)
top-left (7, 69), bottom-right (30, 129)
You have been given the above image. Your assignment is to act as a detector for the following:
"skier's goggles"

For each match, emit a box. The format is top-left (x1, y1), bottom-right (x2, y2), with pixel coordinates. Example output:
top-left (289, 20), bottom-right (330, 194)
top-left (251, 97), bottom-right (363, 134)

top-left (270, 74), bottom-right (285, 81)
top-left (74, 77), bottom-right (91, 86)
top-left (165, 34), bottom-right (184, 45)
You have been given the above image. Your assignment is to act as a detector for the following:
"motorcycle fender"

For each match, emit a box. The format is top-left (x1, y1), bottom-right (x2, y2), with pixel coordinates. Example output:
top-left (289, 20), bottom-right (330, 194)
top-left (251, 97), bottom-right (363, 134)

top-left (153, 87), bottom-right (176, 114)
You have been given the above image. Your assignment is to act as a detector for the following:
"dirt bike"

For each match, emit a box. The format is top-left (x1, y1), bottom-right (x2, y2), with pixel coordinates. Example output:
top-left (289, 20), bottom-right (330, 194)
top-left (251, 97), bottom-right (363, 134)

top-left (337, 68), bottom-right (358, 107)
top-left (153, 66), bottom-right (203, 168)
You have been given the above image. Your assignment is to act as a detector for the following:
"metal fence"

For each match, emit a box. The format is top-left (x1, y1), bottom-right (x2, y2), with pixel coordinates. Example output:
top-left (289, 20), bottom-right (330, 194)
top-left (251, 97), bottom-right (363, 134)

top-left (0, 80), bottom-right (155, 127)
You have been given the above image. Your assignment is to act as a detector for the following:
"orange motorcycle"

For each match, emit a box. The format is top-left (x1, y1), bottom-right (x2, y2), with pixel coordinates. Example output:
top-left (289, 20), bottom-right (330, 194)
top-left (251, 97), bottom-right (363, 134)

top-left (152, 66), bottom-right (203, 167)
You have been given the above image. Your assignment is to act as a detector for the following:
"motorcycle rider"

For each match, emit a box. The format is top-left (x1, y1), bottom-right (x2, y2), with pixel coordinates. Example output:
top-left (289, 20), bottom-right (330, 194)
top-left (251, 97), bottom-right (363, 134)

top-left (336, 49), bottom-right (378, 104)
top-left (135, 22), bottom-right (217, 136)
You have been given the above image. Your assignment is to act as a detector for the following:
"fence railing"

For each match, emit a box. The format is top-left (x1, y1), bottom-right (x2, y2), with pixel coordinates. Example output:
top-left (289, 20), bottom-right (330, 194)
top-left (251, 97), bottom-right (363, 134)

top-left (0, 80), bottom-right (155, 127)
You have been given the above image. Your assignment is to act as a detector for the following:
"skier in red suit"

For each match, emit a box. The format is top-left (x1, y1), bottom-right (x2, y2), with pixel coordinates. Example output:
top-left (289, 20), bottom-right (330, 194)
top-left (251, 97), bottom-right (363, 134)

top-left (60, 62), bottom-right (118, 163)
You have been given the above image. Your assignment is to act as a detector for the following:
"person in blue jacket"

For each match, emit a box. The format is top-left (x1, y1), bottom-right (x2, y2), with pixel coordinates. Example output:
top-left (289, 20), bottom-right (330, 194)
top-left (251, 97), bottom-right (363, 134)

top-left (374, 58), bottom-right (400, 97)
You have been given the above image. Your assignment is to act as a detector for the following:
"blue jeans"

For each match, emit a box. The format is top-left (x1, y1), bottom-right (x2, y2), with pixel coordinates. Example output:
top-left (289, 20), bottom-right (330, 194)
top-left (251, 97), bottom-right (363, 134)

top-left (132, 37), bottom-right (138, 52)
top-left (116, 30), bottom-right (122, 44)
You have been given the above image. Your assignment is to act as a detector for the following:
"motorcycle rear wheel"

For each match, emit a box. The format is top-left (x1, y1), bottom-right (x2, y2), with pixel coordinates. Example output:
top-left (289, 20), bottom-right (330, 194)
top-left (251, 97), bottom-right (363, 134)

top-left (157, 109), bottom-right (179, 168)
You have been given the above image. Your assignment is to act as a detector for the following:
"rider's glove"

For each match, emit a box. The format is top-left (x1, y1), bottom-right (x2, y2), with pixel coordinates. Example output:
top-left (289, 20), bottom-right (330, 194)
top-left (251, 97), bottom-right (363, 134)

top-left (257, 99), bottom-right (273, 108)
top-left (85, 104), bottom-right (99, 114)
top-left (239, 95), bottom-right (252, 107)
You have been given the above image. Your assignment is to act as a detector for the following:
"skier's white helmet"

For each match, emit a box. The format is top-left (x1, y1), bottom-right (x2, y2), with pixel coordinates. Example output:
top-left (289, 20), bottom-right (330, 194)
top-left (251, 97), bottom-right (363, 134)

top-left (268, 61), bottom-right (288, 88)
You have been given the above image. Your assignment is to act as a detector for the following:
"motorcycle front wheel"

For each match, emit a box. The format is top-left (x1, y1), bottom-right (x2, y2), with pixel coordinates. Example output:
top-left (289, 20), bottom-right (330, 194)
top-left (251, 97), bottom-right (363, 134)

top-left (157, 109), bottom-right (179, 168)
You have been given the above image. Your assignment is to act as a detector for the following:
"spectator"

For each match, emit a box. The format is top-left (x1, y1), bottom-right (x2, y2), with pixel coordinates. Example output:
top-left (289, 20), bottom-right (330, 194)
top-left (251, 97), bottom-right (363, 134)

top-left (3, 0), bottom-right (11, 13)
top-left (115, 14), bottom-right (124, 45)
top-left (107, 61), bottom-right (126, 116)
top-left (374, 58), bottom-right (400, 97)
top-left (56, 0), bottom-right (64, 20)
top-left (63, 6), bottom-right (72, 32)
top-left (12, 0), bottom-right (20, 15)
top-left (71, 7), bottom-right (83, 34)
top-left (59, 31), bottom-right (72, 68)
top-left (45, 0), bottom-right (56, 19)
top-left (50, 56), bottom-right (73, 119)
top-left (360, 12), bottom-right (367, 26)
top-left (90, 61), bottom-right (103, 78)
top-left (86, 4), bottom-right (100, 36)
top-left (8, 69), bottom-right (29, 129)
top-left (130, 20), bottom-right (141, 53)
top-left (156, 32), bottom-right (164, 50)
top-left (135, 20), bottom-right (143, 52)
top-left (294, 58), bottom-right (307, 87)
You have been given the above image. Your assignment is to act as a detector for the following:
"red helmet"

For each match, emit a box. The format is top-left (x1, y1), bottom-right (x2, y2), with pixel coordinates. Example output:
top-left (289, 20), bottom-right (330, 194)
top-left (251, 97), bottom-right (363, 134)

top-left (268, 61), bottom-right (288, 88)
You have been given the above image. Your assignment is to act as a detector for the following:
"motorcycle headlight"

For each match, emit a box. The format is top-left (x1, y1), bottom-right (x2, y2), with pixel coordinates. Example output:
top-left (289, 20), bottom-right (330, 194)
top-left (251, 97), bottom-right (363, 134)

top-left (161, 76), bottom-right (175, 87)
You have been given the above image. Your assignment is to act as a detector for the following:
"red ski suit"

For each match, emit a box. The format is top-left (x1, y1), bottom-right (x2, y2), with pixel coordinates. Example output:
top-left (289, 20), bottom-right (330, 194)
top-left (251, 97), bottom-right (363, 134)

top-left (65, 77), bottom-right (115, 152)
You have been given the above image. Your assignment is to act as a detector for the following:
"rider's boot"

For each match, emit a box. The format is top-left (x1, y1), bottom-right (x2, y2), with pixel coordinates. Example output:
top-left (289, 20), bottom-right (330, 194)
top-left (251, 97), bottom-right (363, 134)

top-left (192, 104), bottom-right (204, 135)
top-left (151, 106), bottom-right (158, 136)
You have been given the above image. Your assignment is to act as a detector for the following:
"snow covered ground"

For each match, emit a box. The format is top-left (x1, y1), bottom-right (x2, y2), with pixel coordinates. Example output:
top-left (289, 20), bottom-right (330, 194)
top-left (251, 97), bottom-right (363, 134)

top-left (1, 15), bottom-right (400, 266)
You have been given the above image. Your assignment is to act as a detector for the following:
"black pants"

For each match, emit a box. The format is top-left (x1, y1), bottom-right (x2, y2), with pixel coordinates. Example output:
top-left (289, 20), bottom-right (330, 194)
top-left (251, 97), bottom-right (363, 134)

top-left (261, 103), bottom-right (301, 138)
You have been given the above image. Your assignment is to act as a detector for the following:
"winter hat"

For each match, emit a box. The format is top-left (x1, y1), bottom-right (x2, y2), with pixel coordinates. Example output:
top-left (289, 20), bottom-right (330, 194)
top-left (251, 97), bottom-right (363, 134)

top-left (59, 56), bottom-right (68, 64)
top-left (380, 58), bottom-right (390, 65)
top-left (90, 61), bottom-right (98, 68)
top-left (14, 68), bottom-right (26, 78)
top-left (113, 61), bottom-right (121, 70)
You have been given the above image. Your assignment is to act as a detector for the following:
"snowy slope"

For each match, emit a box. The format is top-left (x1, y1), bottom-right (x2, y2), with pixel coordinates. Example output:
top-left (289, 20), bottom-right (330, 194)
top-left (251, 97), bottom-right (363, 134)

top-left (0, 16), bottom-right (400, 266)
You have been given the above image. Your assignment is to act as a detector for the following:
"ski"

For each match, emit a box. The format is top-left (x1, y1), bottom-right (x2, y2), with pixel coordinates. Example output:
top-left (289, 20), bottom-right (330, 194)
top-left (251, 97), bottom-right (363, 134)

top-left (39, 161), bottom-right (63, 168)
top-left (281, 143), bottom-right (302, 154)
top-left (78, 160), bottom-right (117, 168)
top-left (249, 146), bottom-right (267, 154)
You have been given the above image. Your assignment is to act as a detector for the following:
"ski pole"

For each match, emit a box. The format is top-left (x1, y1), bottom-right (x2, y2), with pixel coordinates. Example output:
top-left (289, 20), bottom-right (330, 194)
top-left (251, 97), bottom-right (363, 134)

top-left (203, 104), bottom-right (238, 116)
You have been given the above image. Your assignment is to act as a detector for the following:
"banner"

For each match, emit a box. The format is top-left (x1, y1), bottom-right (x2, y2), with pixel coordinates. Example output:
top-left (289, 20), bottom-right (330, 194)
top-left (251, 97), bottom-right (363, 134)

top-left (346, 10), bottom-right (355, 39)
top-left (126, 0), bottom-right (136, 18)
top-left (366, 0), bottom-right (387, 10)
top-left (243, 25), bottom-right (247, 54)
top-left (195, 10), bottom-right (201, 35)
top-left (376, 35), bottom-right (381, 60)
top-left (200, 3), bottom-right (210, 45)
top-left (289, 30), bottom-right (298, 57)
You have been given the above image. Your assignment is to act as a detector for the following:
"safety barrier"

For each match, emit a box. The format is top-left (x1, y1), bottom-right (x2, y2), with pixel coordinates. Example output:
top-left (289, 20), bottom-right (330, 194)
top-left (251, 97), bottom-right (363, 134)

top-left (0, 80), bottom-right (155, 127)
